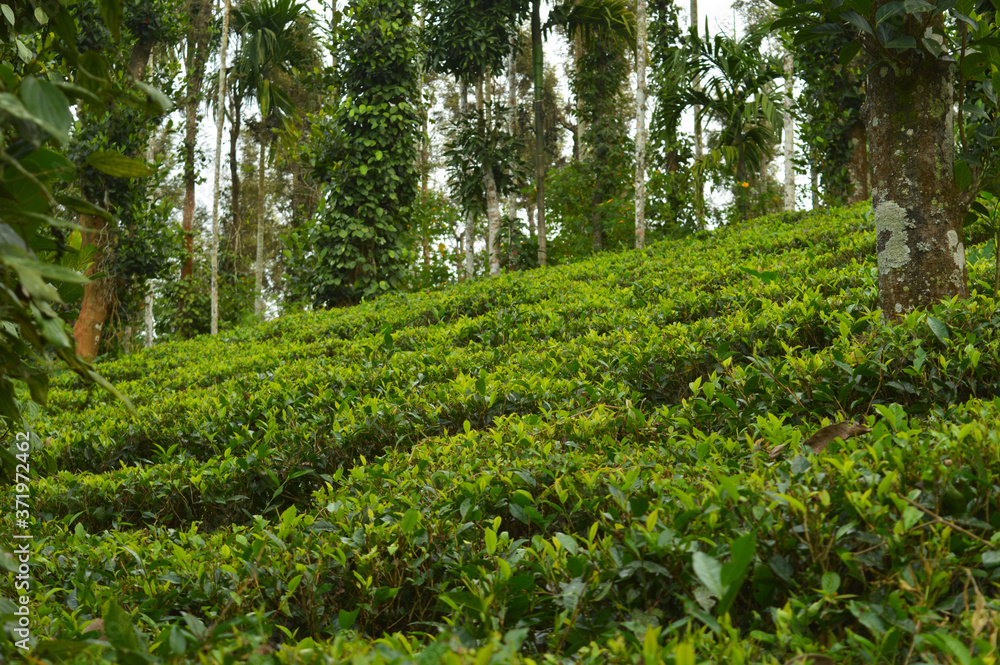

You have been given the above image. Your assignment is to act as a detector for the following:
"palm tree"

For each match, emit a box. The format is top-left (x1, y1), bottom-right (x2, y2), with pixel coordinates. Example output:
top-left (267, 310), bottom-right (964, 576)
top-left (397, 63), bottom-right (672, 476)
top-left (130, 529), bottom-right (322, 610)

top-left (688, 29), bottom-right (781, 221)
top-left (229, 0), bottom-right (312, 315)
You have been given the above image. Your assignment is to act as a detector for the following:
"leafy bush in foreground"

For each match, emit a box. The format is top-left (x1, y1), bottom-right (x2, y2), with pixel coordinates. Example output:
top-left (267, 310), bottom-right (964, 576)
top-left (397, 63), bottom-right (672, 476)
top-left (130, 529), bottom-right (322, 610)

top-left (2, 204), bottom-right (999, 663)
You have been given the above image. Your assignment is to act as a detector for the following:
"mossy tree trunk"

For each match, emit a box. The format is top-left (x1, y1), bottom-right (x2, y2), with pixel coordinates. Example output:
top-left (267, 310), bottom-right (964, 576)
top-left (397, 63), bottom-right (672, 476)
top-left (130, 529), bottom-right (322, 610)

top-left (865, 55), bottom-right (967, 319)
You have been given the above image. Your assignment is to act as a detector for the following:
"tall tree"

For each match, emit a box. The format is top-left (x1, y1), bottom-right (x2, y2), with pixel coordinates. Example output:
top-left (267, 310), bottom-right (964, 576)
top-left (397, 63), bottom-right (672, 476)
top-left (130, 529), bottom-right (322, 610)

top-left (532, 0), bottom-right (547, 265)
top-left (210, 0), bottom-right (233, 335)
top-left (181, 0), bottom-right (213, 279)
top-left (302, 0), bottom-right (420, 306)
top-left (423, 0), bottom-right (526, 277)
top-left (771, 0), bottom-right (990, 317)
top-left (635, 0), bottom-right (648, 248)
top-left (783, 51), bottom-right (794, 211)
top-left (688, 29), bottom-right (781, 221)
top-left (229, 0), bottom-right (311, 314)
top-left (691, 0), bottom-right (704, 229)
top-left (72, 0), bottom-right (179, 359)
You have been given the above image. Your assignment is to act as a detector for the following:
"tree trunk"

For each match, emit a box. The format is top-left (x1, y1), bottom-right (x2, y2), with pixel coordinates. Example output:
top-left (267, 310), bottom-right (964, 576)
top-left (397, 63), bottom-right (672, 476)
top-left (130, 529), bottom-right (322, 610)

top-left (211, 0), bottom-right (232, 335)
top-left (480, 76), bottom-right (502, 276)
top-left (783, 52), bottom-right (795, 212)
top-left (181, 2), bottom-right (209, 279)
top-left (847, 120), bottom-right (869, 204)
top-left (144, 292), bottom-right (154, 347)
top-left (508, 32), bottom-right (518, 231)
top-left (255, 140), bottom-right (266, 315)
top-left (72, 214), bottom-right (109, 361)
top-left (865, 56), bottom-right (967, 319)
top-left (574, 31), bottom-right (584, 161)
top-left (74, 40), bottom-right (156, 359)
top-left (635, 0), bottom-right (647, 249)
top-left (532, 0), bottom-right (547, 266)
top-left (460, 79), bottom-right (475, 280)
top-left (810, 159), bottom-right (819, 209)
top-left (127, 38), bottom-right (156, 80)
top-left (691, 0), bottom-right (704, 230)
top-left (229, 96), bottom-right (243, 255)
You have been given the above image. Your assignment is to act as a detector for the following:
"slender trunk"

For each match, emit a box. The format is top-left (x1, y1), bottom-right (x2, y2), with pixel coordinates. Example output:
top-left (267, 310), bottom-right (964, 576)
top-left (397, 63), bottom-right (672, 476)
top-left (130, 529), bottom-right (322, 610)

top-left (460, 79), bottom-right (474, 279)
top-left (810, 159), bottom-right (819, 209)
top-left (181, 10), bottom-right (208, 280)
top-left (211, 0), bottom-right (232, 335)
top-left (635, 0), bottom-right (648, 249)
top-left (255, 140), bottom-right (266, 315)
top-left (847, 121), bottom-right (869, 204)
top-left (418, 6), bottom-right (429, 192)
top-left (144, 292), bottom-right (154, 347)
top-left (229, 96), bottom-right (243, 255)
top-left (574, 31), bottom-right (584, 161)
top-left (507, 33), bottom-right (518, 230)
top-left (480, 76), bottom-right (502, 276)
top-left (72, 214), bottom-right (109, 361)
top-left (532, 0), bottom-right (547, 266)
top-left (783, 52), bottom-right (795, 212)
top-left (865, 51), bottom-right (967, 319)
top-left (527, 201), bottom-right (536, 238)
top-left (691, 0), bottom-right (704, 230)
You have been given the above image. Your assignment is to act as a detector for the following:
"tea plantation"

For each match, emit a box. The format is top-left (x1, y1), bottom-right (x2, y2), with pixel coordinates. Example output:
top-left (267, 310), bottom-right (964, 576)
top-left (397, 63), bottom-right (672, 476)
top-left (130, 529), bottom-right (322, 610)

top-left (3, 204), bottom-right (1000, 664)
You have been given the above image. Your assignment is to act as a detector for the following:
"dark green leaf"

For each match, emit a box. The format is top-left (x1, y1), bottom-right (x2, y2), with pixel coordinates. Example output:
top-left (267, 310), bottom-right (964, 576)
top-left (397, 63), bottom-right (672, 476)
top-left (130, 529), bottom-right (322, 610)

top-left (926, 316), bottom-right (950, 343)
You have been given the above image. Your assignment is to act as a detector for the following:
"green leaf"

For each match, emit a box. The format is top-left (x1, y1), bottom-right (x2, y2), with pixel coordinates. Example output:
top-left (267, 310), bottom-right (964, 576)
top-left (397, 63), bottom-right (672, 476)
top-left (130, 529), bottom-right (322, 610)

top-left (400, 507), bottom-right (420, 534)
top-left (86, 151), bottom-right (155, 178)
top-left (839, 40), bottom-right (862, 66)
top-left (1, 4), bottom-right (13, 26)
top-left (822, 571), bottom-right (841, 593)
top-left (692, 551), bottom-right (724, 599)
top-left (955, 160), bottom-right (972, 192)
top-left (926, 316), bottom-right (950, 343)
top-left (56, 194), bottom-right (112, 220)
top-left (168, 625), bottom-right (186, 655)
top-left (886, 34), bottom-right (917, 49)
top-left (875, 1), bottom-right (905, 23)
top-left (717, 533), bottom-right (755, 615)
top-left (103, 602), bottom-right (139, 651)
top-left (338, 608), bottom-right (359, 630)
top-left (134, 81), bottom-right (173, 114)
top-left (842, 10), bottom-right (874, 35)
top-left (555, 532), bottom-right (578, 555)
top-left (99, 0), bottom-right (122, 40)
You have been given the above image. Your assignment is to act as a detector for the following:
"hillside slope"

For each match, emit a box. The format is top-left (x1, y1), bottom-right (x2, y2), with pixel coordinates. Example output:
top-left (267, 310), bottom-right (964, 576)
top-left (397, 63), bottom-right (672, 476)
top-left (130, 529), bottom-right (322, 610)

top-left (3, 204), bottom-right (1000, 663)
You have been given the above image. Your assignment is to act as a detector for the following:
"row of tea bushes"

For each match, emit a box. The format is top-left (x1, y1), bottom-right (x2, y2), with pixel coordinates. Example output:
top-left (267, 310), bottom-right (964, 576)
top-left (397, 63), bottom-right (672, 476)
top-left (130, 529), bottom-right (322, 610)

top-left (3, 204), bottom-right (999, 663)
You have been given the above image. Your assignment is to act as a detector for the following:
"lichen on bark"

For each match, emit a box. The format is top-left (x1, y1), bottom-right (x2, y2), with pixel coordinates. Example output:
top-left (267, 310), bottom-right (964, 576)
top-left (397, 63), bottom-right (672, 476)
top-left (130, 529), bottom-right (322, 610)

top-left (864, 43), bottom-right (967, 320)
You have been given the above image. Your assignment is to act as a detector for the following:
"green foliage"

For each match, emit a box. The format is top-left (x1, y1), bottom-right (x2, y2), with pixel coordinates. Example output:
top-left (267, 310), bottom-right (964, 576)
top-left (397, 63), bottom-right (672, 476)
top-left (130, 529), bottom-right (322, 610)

top-left (689, 28), bottom-right (782, 221)
top-left (293, 0), bottom-right (419, 308)
top-left (0, 0), bottom-right (138, 433)
top-left (545, 161), bottom-right (635, 261)
top-left (794, 33), bottom-right (866, 206)
top-left (400, 190), bottom-right (463, 291)
top-left (443, 102), bottom-right (528, 217)
top-left (5, 205), bottom-right (1000, 662)
top-left (155, 251), bottom-right (256, 339)
top-left (423, 0), bottom-right (527, 81)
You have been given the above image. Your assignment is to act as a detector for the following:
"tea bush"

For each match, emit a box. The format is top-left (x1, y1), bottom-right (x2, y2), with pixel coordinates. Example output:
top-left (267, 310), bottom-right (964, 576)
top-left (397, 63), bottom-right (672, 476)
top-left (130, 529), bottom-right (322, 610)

top-left (2, 204), bottom-right (999, 663)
